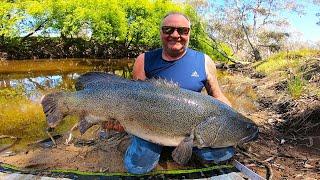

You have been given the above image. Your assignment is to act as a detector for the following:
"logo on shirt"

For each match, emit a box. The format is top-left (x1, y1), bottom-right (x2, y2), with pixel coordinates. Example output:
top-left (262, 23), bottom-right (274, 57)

top-left (191, 71), bottom-right (199, 78)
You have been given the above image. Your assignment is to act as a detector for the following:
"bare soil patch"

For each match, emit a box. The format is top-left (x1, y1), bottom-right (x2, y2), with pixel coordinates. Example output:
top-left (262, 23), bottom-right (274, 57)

top-left (1, 132), bottom-right (129, 173)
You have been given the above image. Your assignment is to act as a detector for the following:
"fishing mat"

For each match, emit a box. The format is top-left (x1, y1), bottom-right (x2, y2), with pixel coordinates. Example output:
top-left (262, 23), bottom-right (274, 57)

top-left (0, 162), bottom-right (238, 179)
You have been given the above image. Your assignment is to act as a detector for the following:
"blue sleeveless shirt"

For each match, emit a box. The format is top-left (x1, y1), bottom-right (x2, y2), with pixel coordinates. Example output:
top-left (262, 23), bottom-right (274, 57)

top-left (144, 48), bottom-right (206, 92)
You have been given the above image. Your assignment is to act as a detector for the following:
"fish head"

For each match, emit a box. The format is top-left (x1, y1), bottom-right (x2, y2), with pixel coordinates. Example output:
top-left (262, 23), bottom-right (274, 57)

top-left (238, 119), bottom-right (259, 144)
top-left (195, 113), bottom-right (259, 148)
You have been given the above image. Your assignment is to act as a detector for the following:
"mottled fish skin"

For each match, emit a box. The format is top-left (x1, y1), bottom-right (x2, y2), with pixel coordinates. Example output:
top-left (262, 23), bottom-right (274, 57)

top-left (41, 72), bottom-right (258, 149)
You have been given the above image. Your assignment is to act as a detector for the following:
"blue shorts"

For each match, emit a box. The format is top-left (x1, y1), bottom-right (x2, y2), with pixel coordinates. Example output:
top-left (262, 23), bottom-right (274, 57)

top-left (124, 136), bottom-right (235, 174)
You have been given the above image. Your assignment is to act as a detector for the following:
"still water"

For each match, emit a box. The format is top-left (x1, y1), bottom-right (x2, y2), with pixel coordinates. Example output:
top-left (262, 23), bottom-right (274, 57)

top-left (0, 58), bottom-right (133, 150)
top-left (0, 59), bottom-right (133, 100)
top-left (0, 58), bottom-right (256, 151)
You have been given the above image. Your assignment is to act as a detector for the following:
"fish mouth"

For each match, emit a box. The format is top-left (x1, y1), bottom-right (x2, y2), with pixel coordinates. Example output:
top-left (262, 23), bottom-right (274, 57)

top-left (239, 128), bottom-right (259, 144)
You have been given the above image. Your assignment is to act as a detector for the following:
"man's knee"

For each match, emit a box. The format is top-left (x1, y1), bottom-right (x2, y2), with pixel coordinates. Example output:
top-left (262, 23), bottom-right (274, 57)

top-left (124, 136), bottom-right (162, 174)
top-left (193, 146), bottom-right (235, 163)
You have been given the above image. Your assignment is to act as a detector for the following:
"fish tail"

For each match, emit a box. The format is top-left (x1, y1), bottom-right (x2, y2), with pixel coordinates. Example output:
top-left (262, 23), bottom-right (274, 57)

top-left (41, 92), bottom-right (67, 128)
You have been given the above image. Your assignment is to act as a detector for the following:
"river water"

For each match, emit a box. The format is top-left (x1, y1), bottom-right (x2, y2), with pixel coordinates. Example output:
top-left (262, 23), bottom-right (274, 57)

top-left (0, 59), bottom-right (133, 150)
top-left (0, 58), bottom-right (256, 151)
top-left (0, 59), bottom-right (133, 99)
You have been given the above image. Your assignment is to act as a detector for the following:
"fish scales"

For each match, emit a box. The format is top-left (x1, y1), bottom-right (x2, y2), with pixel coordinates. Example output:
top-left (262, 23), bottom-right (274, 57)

top-left (41, 72), bottom-right (259, 164)
top-left (76, 81), bottom-right (213, 143)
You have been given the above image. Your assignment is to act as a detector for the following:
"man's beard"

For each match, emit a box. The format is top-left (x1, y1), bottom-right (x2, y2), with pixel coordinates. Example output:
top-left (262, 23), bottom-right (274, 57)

top-left (165, 44), bottom-right (188, 58)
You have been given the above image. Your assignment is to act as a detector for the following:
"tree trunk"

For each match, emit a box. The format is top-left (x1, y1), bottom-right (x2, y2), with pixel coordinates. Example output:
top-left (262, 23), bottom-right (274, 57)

top-left (242, 23), bottom-right (262, 61)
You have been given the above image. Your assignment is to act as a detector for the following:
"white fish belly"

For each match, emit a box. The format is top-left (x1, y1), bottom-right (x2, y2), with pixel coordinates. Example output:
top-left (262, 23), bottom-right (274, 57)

top-left (128, 129), bottom-right (185, 146)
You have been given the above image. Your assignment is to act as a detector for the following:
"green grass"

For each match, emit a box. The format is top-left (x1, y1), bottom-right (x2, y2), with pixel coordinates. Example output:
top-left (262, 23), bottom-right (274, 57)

top-left (254, 49), bottom-right (319, 99)
top-left (287, 75), bottom-right (305, 99)
top-left (255, 49), bottom-right (319, 75)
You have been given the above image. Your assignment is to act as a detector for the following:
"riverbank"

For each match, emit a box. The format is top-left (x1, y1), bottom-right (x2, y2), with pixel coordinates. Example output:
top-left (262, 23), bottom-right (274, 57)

top-left (227, 51), bottom-right (320, 179)
top-left (0, 37), bottom-right (148, 60)
top-left (0, 50), bottom-right (319, 179)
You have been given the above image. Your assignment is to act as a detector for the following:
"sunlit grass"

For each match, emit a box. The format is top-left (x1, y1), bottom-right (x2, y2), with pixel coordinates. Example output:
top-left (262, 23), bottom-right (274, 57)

top-left (254, 49), bottom-right (319, 99)
top-left (287, 75), bottom-right (305, 99)
top-left (303, 83), bottom-right (320, 99)
top-left (255, 49), bottom-right (319, 75)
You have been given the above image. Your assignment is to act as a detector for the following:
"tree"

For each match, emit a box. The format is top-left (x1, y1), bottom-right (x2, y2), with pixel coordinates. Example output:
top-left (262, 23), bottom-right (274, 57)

top-left (0, 1), bottom-right (23, 46)
top-left (1, 0), bottom-right (220, 59)
top-left (188, 0), bottom-right (304, 61)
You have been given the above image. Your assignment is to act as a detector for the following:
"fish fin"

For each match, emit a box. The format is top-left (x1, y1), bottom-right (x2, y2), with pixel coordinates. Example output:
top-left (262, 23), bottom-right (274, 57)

top-left (41, 92), bottom-right (66, 128)
top-left (172, 134), bottom-right (194, 165)
top-left (75, 72), bottom-right (124, 90)
top-left (79, 117), bottom-right (95, 135)
top-left (147, 78), bottom-right (180, 89)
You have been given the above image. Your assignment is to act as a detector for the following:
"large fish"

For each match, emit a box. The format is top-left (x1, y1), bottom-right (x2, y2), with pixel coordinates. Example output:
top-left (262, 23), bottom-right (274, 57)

top-left (41, 72), bottom-right (258, 164)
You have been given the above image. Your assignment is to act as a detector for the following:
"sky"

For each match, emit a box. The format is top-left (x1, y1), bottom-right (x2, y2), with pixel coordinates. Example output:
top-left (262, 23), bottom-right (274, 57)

top-left (198, 0), bottom-right (320, 43)
top-left (285, 2), bottom-right (320, 43)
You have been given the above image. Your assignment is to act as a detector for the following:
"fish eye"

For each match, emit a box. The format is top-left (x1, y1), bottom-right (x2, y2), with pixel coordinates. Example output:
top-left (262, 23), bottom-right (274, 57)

top-left (246, 123), bottom-right (253, 129)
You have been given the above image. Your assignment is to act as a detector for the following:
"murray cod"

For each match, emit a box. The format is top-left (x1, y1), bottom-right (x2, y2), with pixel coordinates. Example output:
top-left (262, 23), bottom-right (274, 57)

top-left (41, 72), bottom-right (258, 164)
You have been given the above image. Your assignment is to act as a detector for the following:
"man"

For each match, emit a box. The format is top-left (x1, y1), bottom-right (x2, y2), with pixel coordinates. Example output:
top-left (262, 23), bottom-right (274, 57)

top-left (124, 12), bottom-right (234, 174)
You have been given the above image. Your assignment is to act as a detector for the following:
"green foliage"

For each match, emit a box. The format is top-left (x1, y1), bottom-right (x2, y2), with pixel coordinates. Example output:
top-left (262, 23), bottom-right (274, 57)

top-left (254, 49), bottom-right (320, 99)
top-left (287, 75), bottom-right (305, 99)
top-left (0, 2), bottom-right (21, 37)
top-left (0, 0), bottom-right (220, 58)
top-left (207, 41), bottom-right (233, 62)
top-left (255, 49), bottom-right (319, 75)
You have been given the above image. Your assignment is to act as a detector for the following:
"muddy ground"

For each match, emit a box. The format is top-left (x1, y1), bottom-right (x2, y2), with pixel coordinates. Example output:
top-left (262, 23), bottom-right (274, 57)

top-left (1, 66), bottom-right (320, 179)
top-left (0, 130), bottom-right (231, 177)
top-left (239, 111), bottom-right (320, 180)
top-left (236, 63), bottom-right (320, 180)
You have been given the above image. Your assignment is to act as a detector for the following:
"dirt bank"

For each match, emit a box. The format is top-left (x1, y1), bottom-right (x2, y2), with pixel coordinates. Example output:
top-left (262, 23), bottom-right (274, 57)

top-left (1, 130), bottom-right (128, 173)
top-left (234, 59), bottom-right (320, 179)
top-left (0, 37), bottom-right (147, 60)
top-left (0, 131), bottom-right (234, 178)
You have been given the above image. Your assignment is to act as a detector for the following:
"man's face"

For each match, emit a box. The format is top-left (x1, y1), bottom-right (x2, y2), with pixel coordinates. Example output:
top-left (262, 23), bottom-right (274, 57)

top-left (160, 14), bottom-right (190, 57)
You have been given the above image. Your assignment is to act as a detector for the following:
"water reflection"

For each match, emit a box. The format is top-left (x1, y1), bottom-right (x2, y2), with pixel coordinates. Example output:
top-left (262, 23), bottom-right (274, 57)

top-left (9, 75), bottom-right (74, 102)
top-left (0, 59), bottom-right (134, 101)
top-left (0, 58), bottom-right (134, 150)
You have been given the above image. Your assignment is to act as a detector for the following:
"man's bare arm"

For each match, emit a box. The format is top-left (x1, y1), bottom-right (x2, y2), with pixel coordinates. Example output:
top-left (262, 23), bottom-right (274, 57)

top-left (132, 53), bottom-right (147, 80)
top-left (204, 55), bottom-right (232, 107)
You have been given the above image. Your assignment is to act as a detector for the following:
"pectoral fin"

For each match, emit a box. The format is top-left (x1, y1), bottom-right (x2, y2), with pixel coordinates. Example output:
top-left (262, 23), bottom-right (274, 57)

top-left (79, 118), bottom-right (94, 135)
top-left (172, 134), bottom-right (194, 165)
top-left (41, 92), bottom-right (66, 127)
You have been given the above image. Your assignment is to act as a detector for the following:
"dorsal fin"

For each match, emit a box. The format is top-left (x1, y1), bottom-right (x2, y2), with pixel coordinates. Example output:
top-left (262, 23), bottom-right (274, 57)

top-left (75, 72), bottom-right (125, 90)
top-left (146, 78), bottom-right (180, 90)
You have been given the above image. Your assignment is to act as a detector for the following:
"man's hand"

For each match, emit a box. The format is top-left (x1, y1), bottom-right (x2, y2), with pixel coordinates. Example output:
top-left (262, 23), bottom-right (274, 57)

top-left (102, 121), bottom-right (125, 132)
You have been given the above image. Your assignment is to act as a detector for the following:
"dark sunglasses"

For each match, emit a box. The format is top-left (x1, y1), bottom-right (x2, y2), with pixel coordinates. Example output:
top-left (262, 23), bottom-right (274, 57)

top-left (161, 26), bottom-right (190, 35)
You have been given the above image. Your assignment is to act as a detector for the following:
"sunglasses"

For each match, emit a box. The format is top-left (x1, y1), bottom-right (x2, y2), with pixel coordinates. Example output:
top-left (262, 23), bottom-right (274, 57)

top-left (161, 26), bottom-right (190, 35)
